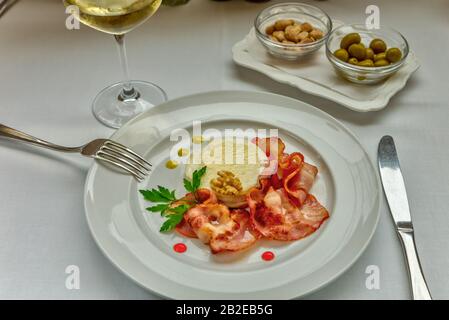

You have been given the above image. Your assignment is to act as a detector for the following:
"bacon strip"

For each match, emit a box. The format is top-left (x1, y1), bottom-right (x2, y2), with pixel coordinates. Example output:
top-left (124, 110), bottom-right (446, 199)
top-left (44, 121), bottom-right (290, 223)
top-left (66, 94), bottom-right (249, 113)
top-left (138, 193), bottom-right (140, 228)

top-left (248, 187), bottom-right (329, 241)
top-left (183, 191), bottom-right (257, 253)
top-left (283, 161), bottom-right (318, 206)
top-left (252, 137), bottom-right (286, 160)
top-left (175, 219), bottom-right (197, 238)
top-left (210, 209), bottom-right (258, 253)
top-left (253, 138), bottom-right (318, 206)
top-left (253, 137), bottom-right (286, 176)
top-left (175, 188), bottom-right (217, 238)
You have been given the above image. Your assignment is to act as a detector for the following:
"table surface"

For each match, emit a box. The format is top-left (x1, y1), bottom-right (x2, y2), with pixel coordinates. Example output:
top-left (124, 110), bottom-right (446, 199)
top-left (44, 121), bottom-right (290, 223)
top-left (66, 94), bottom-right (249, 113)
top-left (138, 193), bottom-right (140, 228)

top-left (1, 0), bottom-right (448, 300)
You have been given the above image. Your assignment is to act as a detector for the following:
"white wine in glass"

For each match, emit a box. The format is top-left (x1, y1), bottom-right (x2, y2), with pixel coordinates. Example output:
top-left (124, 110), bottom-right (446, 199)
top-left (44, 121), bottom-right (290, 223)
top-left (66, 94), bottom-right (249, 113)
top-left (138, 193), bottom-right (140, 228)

top-left (64, 0), bottom-right (167, 128)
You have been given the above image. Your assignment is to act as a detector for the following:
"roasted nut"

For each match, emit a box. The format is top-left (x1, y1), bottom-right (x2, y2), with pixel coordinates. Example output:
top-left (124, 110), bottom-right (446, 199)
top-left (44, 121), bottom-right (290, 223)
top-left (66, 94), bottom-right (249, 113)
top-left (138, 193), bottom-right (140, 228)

top-left (211, 179), bottom-right (223, 187)
top-left (269, 35), bottom-right (279, 42)
top-left (265, 25), bottom-right (275, 35)
top-left (269, 20), bottom-right (321, 44)
top-left (211, 171), bottom-right (243, 195)
top-left (224, 185), bottom-right (239, 195)
top-left (300, 37), bottom-right (314, 44)
top-left (284, 24), bottom-right (297, 32)
top-left (274, 19), bottom-right (294, 31)
top-left (309, 28), bottom-right (323, 40)
top-left (272, 30), bottom-right (286, 42)
top-left (284, 24), bottom-right (303, 42)
top-left (300, 22), bottom-right (313, 32)
top-left (297, 31), bottom-right (309, 41)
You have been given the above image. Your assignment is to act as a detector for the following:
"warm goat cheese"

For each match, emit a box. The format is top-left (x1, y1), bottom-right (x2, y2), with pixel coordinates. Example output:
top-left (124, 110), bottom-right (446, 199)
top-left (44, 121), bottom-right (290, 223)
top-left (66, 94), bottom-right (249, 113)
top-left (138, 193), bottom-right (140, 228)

top-left (185, 137), bottom-right (267, 192)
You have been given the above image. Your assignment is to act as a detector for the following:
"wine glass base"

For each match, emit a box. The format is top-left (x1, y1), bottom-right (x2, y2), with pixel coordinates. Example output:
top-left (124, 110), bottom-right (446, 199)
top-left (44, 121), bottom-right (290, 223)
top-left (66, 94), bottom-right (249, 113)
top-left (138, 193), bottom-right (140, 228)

top-left (92, 80), bottom-right (167, 129)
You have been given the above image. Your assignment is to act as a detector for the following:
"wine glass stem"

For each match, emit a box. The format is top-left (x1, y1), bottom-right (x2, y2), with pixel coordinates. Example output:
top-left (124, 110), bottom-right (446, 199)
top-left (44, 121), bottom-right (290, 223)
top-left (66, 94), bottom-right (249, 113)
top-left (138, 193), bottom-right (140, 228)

top-left (114, 34), bottom-right (139, 101)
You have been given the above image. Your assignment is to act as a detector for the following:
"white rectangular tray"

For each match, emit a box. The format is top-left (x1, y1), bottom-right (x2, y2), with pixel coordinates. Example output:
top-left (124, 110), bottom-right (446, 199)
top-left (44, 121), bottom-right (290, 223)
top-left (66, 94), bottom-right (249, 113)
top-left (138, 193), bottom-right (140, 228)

top-left (232, 28), bottom-right (420, 112)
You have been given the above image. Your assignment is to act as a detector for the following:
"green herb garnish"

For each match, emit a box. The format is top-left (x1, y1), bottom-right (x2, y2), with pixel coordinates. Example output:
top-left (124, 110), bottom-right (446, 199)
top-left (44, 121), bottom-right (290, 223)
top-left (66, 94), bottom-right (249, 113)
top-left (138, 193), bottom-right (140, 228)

top-left (183, 166), bottom-right (207, 193)
top-left (160, 204), bottom-right (190, 232)
top-left (139, 166), bottom-right (207, 232)
top-left (140, 185), bottom-right (176, 203)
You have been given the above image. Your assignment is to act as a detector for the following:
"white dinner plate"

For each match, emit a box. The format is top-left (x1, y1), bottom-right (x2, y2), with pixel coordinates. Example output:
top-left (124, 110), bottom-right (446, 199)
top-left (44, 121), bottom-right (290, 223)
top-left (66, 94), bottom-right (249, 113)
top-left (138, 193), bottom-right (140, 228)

top-left (84, 90), bottom-right (380, 299)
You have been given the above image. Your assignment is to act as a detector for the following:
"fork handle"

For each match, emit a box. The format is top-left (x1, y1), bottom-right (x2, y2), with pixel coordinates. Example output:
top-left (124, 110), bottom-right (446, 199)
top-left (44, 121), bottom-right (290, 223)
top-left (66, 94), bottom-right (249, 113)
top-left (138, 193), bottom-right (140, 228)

top-left (0, 123), bottom-right (81, 153)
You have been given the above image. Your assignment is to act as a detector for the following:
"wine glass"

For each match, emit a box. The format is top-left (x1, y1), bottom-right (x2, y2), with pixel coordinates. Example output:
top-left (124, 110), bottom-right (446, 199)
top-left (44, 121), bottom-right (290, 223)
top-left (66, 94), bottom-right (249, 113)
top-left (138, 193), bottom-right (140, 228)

top-left (64, 0), bottom-right (167, 128)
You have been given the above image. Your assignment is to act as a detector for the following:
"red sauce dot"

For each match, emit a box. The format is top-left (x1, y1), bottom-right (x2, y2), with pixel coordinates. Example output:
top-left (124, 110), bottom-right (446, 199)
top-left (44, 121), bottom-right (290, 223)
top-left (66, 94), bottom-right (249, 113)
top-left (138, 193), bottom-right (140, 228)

top-left (261, 251), bottom-right (275, 261)
top-left (173, 243), bottom-right (187, 253)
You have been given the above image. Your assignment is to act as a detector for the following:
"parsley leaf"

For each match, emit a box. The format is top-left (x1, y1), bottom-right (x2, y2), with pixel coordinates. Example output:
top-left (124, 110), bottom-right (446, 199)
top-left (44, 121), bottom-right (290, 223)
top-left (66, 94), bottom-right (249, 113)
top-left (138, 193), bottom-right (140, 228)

top-left (193, 166), bottom-right (207, 190)
top-left (139, 186), bottom-right (176, 203)
top-left (183, 178), bottom-right (194, 193)
top-left (146, 204), bottom-right (169, 214)
top-left (170, 204), bottom-right (191, 215)
top-left (159, 204), bottom-right (190, 232)
top-left (184, 166), bottom-right (207, 193)
top-left (140, 167), bottom-right (207, 233)
top-left (156, 185), bottom-right (176, 201)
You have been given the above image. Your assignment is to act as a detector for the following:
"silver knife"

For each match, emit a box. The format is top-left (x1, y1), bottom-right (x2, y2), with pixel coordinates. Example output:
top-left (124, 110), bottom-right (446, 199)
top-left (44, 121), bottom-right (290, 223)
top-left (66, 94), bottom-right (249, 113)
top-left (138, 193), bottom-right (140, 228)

top-left (378, 135), bottom-right (432, 300)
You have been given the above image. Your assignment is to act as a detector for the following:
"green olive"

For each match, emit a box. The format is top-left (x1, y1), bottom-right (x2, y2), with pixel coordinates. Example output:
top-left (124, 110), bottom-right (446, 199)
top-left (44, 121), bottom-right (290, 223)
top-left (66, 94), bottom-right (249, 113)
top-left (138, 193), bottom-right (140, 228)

top-left (358, 59), bottom-right (374, 67)
top-left (365, 48), bottom-right (375, 60)
top-left (386, 47), bottom-right (402, 63)
top-left (374, 59), bottom-right (390, 67)
top-left (348, 43), bottom-right (366, 60)
top-left (348, 57), bottom-right (359, 65)
top-left (340, 33), bottom-right (361, 49)
top-left (334, 48), bottom-right (349, 62)
top-left (370, 38), bottom-right (387, 53)
top-left (374, 52), bottom-right (387, 62)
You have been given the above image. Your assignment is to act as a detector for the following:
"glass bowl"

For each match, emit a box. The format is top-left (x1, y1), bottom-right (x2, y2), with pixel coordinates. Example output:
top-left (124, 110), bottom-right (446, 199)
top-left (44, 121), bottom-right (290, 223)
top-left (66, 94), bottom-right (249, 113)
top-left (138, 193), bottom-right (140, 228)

top-left (326, 24), bottom-right (409, 84)
top-left (254, 3), bottom-right (332, 60)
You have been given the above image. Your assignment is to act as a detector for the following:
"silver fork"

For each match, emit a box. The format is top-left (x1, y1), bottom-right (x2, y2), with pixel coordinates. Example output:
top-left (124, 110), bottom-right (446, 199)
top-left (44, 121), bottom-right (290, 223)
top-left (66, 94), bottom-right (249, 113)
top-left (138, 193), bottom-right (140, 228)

top-left (0, 123), bottom-right (151, 181)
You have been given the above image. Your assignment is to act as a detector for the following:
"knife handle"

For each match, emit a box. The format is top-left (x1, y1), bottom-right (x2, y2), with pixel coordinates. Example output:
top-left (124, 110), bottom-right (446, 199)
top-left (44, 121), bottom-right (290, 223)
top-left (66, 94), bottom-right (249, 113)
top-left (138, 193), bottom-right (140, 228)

top-left (397, 229), bottom-right (432, 300)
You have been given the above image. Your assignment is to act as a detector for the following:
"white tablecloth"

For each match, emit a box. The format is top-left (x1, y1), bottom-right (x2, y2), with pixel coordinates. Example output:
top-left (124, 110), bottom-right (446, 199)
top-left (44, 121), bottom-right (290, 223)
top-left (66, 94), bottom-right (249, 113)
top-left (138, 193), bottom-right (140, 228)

top-left (1, 0), bottom-right (448, 299)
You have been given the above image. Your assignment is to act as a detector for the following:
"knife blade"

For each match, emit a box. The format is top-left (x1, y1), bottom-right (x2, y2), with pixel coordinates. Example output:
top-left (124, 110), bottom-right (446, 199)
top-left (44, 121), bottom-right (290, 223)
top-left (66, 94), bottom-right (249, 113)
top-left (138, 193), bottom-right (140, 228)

top-left (378, 135), bottom-right (412, 228)
top-left (378, 135), bottom-right (432, 300)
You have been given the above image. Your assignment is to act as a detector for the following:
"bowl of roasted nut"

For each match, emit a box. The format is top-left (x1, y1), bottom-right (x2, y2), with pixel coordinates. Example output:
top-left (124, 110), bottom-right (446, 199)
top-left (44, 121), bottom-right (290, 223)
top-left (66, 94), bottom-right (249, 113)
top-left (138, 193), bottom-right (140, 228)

top-left (254, 3), bottom-right (332, 60)
top-left (326, 24), bottom-right (409, 84)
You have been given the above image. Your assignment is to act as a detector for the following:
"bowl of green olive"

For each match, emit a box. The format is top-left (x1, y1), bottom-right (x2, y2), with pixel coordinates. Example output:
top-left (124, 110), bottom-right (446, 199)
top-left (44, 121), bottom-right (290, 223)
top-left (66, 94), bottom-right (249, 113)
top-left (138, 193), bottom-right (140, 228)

top-left (325, 24), bottom-right (409, 84)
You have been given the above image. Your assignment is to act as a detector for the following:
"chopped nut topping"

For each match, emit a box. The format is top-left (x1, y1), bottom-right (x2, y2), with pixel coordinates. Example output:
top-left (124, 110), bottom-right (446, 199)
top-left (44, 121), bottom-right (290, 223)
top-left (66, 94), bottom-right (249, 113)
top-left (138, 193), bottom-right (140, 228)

top-left (210, 171), bottom-right (243, 195)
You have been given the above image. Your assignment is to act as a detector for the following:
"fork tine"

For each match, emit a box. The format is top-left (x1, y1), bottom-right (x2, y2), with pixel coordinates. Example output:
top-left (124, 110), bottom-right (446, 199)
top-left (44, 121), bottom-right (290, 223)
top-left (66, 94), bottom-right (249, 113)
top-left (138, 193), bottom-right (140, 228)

top-left (98, 150), bottom-right (149, 178)
top-left (96, 155), bottom-right (145, 181)
top-left (100, 145), bottom-right (151, 171)
top-left (105, 140), bottom-right (152, 168)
